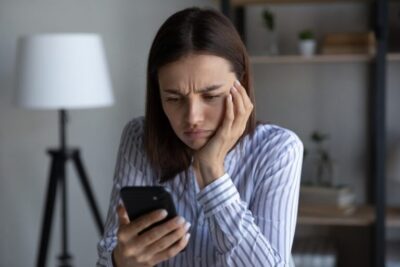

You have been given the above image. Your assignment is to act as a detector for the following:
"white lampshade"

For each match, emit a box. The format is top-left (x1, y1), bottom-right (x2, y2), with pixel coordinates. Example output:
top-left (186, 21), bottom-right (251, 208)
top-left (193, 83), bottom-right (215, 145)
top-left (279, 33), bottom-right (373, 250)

top-left (15, 33), bottom-right (114, 109)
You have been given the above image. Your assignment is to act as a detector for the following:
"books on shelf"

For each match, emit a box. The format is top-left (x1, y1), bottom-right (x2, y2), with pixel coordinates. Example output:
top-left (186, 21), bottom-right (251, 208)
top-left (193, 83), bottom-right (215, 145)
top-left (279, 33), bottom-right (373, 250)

top-left (300, 185), bottom-right (355, 209)
top-left (293, 239), bottom-right (337, 267)
top-left (321, 32), bottom-right (376, 55)
top-left (299, 203), bottom-right (356, 217)
top-left (387, 241), bottom-right (400, 267)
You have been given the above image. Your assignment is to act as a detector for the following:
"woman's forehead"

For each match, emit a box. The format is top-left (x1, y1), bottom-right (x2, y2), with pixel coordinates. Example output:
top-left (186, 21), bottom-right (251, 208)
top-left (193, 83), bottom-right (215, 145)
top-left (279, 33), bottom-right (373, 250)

top-left (158, 54), bottom-right (235, 88)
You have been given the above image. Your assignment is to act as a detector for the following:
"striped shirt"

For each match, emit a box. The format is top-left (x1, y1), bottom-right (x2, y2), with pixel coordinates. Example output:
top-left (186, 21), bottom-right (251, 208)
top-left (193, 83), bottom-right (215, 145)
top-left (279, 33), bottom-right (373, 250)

top-left (97, 116), bottom-right (303, 267)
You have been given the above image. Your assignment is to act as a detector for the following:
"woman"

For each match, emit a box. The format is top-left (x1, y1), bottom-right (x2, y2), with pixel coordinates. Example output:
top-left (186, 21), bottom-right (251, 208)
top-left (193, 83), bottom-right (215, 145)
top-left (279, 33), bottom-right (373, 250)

top-left (97, 7), bottom-right (303, 267)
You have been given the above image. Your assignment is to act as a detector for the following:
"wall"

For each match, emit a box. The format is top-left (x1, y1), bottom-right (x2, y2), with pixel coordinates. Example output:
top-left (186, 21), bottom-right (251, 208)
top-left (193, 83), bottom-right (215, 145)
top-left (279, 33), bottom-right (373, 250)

top-left (0, 1), bottom-right (215, 266)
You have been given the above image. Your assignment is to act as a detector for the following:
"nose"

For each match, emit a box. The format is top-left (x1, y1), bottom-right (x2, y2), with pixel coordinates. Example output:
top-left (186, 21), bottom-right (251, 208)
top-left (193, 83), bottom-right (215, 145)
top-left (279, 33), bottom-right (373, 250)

top-left (185, 98), bottom-right (204, 126)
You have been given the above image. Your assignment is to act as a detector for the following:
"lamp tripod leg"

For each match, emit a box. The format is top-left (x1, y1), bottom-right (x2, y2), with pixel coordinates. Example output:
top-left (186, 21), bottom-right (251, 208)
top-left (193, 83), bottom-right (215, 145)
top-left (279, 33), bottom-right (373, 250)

top-left (36, 153), bottom-right (62, 267)
top-left (72, 150), bottom-right (104, 235)
top-left (58, 152), bottom-right (72, 267)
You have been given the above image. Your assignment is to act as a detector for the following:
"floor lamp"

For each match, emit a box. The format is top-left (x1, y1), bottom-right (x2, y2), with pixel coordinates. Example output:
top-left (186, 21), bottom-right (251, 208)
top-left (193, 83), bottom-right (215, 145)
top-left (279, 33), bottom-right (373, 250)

top-left (15, 34), bottom-right (114, 267)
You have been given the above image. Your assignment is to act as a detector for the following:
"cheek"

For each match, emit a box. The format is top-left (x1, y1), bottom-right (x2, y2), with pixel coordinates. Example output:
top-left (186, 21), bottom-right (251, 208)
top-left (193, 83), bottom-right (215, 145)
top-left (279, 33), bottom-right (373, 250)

top-left (162, 104), bottom-right (181, 128)
top-left (209, 100), bottom-right (226, 124)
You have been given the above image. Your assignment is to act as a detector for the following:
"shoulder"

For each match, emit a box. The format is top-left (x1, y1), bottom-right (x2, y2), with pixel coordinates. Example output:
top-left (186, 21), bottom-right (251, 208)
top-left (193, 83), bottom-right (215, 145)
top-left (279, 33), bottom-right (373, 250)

top-left (118, 116), bottom-right (145, 157)
top-left (243, 123), bottom-right (303, 160)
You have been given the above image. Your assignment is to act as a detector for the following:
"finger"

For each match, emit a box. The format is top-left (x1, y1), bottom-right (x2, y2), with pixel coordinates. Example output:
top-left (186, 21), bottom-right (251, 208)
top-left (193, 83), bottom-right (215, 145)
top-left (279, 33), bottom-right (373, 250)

top-left (143, 220), bottom-right (190, 254)
top-left (125, 209), bottom-right (168, 238)
top-left (117, 204), bottom-right (130, 226)
top-left (231, 86), bottom-right (246, 122)
top-left (234, 80), bottom-right (253, 112)
top-left (134, 216), bottom-right (187, 247)
top-left (149, 233), bottom-right (191, 266)
top-left (220, 93), bottom-right (234, 134)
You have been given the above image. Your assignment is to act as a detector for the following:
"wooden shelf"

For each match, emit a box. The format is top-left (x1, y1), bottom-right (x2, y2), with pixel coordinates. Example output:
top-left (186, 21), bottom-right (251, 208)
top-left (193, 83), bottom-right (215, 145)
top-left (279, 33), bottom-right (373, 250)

top-left (249, 53), bottom-right (400, 64)
top-left (388, 53), bottom-right (400, 62)
top-left (298, 205), bottom-right (375, 226)
top-left (250, 54), bottom-right (372, 64)
top-left (387, 207), bottom-right (400, 228)
top-left (230, 0), bottom-right (370, 6)
top-left (298, 205), bottom-right (400, 226)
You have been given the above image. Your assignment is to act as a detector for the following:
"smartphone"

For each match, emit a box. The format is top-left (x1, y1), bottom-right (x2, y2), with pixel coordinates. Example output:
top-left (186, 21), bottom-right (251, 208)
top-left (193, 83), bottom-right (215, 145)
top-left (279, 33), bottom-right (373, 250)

top-left (120, 186), bottom-right (178, 234)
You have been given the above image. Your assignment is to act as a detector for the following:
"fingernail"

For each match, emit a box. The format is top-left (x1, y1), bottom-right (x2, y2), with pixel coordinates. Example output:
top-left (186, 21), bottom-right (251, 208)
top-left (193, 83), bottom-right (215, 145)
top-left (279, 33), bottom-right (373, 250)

top-left (184, 222), bottom-right (191, 231)
top-left (235, 80), bottom-right (241, 87)
top-left (228, 94), bottom-right (232, 101)
top-left (176, 216), bottom-right (185, 225)
top-left (160, 210), bottom-right (168, 218)
top-left (230, 86), bottom-right (237, 92)
top-left (185, 233), bottom-right (191, 241)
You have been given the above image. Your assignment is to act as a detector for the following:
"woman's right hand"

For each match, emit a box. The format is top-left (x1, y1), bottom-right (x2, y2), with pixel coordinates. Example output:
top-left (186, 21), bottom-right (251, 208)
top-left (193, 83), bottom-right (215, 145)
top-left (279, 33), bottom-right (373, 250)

top-left (112, 204), bottom-right (191, 267)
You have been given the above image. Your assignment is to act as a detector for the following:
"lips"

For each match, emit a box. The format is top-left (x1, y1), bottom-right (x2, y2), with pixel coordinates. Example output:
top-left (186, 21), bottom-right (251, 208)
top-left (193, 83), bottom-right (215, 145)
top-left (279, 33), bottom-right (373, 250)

top-left (183, 129), bottom-right (212, 139)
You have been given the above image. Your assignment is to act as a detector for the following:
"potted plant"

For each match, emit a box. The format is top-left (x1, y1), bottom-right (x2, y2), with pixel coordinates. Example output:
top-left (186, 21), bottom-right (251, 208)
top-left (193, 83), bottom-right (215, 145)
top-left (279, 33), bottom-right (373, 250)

top-left (298, 29), bottom-right (317, 57)
top-left (262, 9), bottom-right (279, 55)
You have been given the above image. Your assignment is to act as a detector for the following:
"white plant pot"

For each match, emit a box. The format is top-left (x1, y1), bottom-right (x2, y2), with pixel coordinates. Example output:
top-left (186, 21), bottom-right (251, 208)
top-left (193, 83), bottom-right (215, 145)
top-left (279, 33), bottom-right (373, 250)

top-left (299, 40), bottom-right (316, 57)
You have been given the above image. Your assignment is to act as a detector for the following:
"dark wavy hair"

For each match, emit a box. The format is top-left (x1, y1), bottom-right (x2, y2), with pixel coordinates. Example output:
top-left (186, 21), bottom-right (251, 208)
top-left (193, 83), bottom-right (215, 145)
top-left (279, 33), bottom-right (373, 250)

top-left (144, 7), bottom-right (256, 182)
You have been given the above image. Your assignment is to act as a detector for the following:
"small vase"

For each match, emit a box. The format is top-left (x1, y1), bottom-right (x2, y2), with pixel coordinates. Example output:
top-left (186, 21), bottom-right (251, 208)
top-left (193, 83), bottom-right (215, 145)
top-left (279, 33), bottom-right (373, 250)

top-left (298, 40), bottom-right (316, 57)
top-left (264, 30), bottom-right (279, 56)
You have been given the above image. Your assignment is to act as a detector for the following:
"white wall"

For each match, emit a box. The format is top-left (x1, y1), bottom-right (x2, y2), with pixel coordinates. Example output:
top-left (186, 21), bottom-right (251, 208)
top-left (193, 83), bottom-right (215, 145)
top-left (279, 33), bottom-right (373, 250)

top-left (0, 1), bottom-right (215, 266)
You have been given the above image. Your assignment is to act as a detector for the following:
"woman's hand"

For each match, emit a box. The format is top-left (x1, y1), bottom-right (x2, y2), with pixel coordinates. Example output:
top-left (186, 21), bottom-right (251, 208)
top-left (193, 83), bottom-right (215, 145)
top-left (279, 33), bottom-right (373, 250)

top-left (194, 80), bottom-right (253, 187)
top-left (113, 204), bottom-right (191, 267)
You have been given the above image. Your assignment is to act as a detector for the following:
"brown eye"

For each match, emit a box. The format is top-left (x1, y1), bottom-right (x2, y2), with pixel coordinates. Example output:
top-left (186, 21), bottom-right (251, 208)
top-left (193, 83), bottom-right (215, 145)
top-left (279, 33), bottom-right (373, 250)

top-left (204, 95), bottom-right (220, 101)
top-left (165, 97), bottom-right (180, 102)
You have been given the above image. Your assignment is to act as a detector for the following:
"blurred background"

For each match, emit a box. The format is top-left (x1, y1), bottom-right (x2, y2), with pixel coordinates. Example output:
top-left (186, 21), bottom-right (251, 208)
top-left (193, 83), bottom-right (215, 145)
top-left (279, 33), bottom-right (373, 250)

top-left (0, 0), bottom-right (399, 266)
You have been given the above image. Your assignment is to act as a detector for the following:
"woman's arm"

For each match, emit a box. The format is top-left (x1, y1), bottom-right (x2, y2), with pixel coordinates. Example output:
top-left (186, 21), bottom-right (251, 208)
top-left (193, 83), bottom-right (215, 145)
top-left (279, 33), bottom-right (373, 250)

top-left (97, 119), bottom-right (190, 267)
top-left (97, 121), bottom-right (133, 267)
top-left (197, 134), bottom-right (303, 266)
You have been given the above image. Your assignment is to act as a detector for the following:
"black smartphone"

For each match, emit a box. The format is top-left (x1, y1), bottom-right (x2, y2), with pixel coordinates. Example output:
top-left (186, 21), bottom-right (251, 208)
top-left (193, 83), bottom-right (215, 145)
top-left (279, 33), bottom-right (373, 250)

top-left (120, 186), bottom-right (178, 234)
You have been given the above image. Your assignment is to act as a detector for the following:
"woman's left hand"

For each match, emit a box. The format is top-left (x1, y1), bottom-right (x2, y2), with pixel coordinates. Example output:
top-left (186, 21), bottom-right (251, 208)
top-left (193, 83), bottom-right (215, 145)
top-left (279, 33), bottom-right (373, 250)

top-left (194, 80), bottom-right (253, 186)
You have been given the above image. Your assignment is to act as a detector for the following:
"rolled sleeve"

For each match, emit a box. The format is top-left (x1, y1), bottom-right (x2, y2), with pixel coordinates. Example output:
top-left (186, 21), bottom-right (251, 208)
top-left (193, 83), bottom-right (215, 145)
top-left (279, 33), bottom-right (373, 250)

top-left (197, 173), bottom-right (240, 217)
top-left (96, 250), bottom-right (114, 267)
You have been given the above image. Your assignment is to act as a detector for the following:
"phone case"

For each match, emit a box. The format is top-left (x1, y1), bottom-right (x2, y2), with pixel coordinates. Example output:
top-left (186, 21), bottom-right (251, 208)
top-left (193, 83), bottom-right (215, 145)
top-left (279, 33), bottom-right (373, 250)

top-left (120, 186), bottom-right (177, 233)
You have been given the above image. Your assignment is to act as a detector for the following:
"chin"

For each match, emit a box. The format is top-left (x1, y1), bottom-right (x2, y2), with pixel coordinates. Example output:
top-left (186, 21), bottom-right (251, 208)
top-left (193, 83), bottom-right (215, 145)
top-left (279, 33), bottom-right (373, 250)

top-left (183, 140), bottom-right (207, 151)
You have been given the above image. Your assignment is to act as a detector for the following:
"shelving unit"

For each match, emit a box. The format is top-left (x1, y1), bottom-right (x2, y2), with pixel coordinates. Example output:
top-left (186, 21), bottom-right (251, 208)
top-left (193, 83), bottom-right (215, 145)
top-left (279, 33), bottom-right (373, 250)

top-left (219, 0), bottom-right (395, 266)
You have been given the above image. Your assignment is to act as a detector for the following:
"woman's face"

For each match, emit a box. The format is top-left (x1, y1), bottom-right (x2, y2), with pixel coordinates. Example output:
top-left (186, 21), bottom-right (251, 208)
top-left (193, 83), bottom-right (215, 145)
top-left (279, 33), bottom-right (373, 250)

top-left (158, 54), bottom-right (237, 150)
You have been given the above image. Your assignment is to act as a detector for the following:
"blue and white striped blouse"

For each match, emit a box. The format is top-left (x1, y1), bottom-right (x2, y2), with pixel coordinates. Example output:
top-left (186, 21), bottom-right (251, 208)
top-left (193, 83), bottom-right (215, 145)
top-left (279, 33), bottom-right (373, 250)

top-left (97, 116), bottom-right (303, 267)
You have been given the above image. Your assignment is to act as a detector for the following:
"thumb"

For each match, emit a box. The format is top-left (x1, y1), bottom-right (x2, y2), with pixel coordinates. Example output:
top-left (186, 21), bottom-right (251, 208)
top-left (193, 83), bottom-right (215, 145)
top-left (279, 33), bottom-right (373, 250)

top-left (117, 203), bottom-right (130, 226)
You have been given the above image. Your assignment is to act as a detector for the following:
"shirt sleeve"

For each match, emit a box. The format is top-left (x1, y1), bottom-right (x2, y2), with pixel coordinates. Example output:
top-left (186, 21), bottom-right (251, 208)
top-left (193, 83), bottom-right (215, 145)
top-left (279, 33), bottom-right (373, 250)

top-left (96, 119), bottom-right (147, 267)
top-left (96, 144), bottom-right (127, 267)
top-left (197, 133), bottom-right (303, 267)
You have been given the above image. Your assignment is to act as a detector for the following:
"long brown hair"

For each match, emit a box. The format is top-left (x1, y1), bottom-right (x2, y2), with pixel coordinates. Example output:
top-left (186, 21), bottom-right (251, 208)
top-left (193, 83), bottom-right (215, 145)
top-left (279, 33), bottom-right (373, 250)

top-left (144, 7), bottom-right (256, 182)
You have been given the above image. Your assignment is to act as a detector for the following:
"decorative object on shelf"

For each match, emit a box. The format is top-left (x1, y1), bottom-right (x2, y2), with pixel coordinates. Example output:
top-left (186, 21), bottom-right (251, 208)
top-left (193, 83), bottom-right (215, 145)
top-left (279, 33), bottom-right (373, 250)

top-left (301, 131), bottom-right (355, 209)
top-left (321, 31), bottom-right (376, 55)
top-left (309, 131), bottom-right (333, 186)
top-left (14, 33), bottom-right (113, 267)
top-left (261, 8), bottom-right (279, 56)
top-left (298, 29), bottom-right (316, 57)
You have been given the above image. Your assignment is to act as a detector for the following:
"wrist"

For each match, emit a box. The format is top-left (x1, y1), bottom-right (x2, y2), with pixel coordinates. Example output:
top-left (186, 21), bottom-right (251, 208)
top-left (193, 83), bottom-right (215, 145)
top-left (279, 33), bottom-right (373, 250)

top-left (199, 163), bottom-right (225, 183)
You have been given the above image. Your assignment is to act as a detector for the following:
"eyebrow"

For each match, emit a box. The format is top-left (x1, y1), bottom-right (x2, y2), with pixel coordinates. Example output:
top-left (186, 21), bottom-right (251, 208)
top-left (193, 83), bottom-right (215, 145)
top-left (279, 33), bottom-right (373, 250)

top-left (163, 84), bottom-right (224, 95)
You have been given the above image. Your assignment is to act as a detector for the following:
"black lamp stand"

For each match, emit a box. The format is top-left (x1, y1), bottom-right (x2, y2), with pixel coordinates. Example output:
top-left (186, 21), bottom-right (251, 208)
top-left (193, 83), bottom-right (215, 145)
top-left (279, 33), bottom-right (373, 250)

top-left (36, 110), bottom-right (104, 267)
